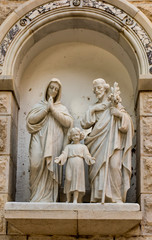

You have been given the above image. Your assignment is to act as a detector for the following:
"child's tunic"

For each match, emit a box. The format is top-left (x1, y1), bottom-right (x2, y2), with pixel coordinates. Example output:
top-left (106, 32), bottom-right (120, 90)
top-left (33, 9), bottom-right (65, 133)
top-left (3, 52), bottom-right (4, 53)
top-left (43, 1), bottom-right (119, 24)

top-left (58, 143), bottom-right (94, 194)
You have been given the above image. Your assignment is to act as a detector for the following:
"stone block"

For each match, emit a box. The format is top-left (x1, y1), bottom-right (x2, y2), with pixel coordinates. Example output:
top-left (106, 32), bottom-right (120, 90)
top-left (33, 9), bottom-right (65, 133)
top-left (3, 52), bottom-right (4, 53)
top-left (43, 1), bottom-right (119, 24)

top-left (0, 77), bottom-right (19, 107)
top-left (79, 237), bottom-right (113, 240)
top-left (0, 194), bottom-right (9, 210)
top-left (0, 210), bottom-right (6, 235)
top-left (124, 225), bottom-right (141, 237)
top-left (0, 236), bottom-right (8, 240)
top-left (28, 236), bottom-right (75, 240)
top-left (0, 91), bottom-right (18, 127)
top-left (0, 156), bottom-right (9, 193)
top-left (5, 203), bottom-right (142, 236)
top-left (139, 92), bottom-right (152, 116)
top-left (0, 236), bottom-right (27, 240)
top-left (116, 237), bottom-right (152, 240)
top-left (141, 194), bottom-right (152, 235)
top-left (0, 92), bottom-right (12, 115)
top-left (8, 237), bottom-right (27, 240)
top-left (140, 117), bottom-right (152, 155)
top-left (28, 237), bottom-right (52, 240)
top-left (0, 156), bottom-right (15, 199)
top-left (0, 194), bottom-right (11, 235)
top-left (0, 116), bottom-right (11, 154)
top-left (7, 223), bottom-right (24, 236)
top-left (140, 156), bottom-right (152, 193)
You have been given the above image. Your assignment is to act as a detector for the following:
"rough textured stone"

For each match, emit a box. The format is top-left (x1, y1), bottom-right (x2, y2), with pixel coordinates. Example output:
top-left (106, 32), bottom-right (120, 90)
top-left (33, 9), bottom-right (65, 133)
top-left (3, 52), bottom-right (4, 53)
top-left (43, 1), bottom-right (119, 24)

top-left (0, 209), bottom-right (6, 235)
top-left (7, 223), bottom-right (24, 235)
top-left (140, 92), bottom-right (152, 116)
top-left (143, 157), bottom-right (152, 192)
top-left (8, 237), bottom-right (27, 240)
top-left (0, 1), bottom-right (27, 25)
top-left (123, 225), bottom-right (141, 237)
top-left (141, 194), bottom-right (152, 235)
top-left (0, 156), bottom-right (9, 193)
top-left (0, 194), bottom-right (9, 210)
top-left (116, 237), bottom-right (152, 240)
top-left (0, 156), bottom-right (15, 200)
top-left (0, 116), bottom-right (10, 153)
top-left (0, 236), bottom-right (27, 240)
top-left (28, 237), bottom-right (75, 240)
top-left (0, 92), bottom-right (10, 114)
top-left (141, 117), bottom-right (152, 154)
top-left (79, 237), bottom-right (113, 240)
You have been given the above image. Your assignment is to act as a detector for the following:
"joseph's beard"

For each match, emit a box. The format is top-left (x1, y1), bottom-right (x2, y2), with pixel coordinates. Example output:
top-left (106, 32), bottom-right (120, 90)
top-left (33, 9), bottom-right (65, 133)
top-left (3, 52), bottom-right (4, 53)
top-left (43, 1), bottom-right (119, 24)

top-left (96, 92), bottom-right (104, 100)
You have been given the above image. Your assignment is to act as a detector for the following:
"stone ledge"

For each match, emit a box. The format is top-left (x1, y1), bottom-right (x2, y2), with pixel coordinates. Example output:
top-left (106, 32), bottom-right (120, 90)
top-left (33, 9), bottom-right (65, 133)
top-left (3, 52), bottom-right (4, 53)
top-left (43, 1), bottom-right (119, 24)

top-left (5, 202), bottom-right (142, 236)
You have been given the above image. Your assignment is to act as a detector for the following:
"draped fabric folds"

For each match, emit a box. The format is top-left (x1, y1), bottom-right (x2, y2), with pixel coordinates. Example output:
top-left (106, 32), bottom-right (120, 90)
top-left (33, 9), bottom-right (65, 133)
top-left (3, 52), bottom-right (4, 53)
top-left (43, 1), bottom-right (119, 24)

top-left (81, 100), bottom-right (134, 203)
top-left (27, 99), bottom-right (73, 202)
top-left (56, 144), bottom-right (94, 196)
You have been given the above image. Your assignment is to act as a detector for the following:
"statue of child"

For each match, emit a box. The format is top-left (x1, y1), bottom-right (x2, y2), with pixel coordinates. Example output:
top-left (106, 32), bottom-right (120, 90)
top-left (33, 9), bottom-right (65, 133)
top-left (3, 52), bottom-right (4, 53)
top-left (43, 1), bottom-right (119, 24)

top-left (55, 127), bottom-right (95, 203)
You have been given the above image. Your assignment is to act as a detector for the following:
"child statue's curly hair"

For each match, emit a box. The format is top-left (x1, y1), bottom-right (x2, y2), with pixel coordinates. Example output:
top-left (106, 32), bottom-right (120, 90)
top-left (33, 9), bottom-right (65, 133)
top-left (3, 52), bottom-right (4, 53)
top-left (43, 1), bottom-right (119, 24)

top-left (68, 127), bottom-right (85, 142)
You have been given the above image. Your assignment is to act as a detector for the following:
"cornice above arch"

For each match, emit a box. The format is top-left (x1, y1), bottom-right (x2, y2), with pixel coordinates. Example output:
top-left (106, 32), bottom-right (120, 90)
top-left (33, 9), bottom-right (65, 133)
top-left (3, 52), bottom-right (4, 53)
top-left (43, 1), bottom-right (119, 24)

top-left (0, 0), bottom-right (152, 79)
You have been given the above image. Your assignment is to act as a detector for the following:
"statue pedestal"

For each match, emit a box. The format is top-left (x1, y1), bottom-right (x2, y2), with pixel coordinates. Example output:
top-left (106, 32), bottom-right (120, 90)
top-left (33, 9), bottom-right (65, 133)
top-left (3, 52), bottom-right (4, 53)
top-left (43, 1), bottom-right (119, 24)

top-left (5, 202), bottom-right (142, 236)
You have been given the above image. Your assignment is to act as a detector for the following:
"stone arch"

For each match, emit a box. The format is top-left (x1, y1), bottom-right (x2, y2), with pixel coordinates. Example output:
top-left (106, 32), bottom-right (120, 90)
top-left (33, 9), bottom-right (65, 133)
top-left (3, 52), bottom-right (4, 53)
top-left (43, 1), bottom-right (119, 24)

top-left (0, 0), bottom-right (151, 203)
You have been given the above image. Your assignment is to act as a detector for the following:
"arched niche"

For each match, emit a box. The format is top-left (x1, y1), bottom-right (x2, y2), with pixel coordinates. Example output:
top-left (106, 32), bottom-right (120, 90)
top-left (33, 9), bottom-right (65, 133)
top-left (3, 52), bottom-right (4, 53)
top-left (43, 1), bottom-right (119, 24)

top-left (17, 29), bottom-right (136, 201)
top-left (0, 0), bottom-right (152, 202)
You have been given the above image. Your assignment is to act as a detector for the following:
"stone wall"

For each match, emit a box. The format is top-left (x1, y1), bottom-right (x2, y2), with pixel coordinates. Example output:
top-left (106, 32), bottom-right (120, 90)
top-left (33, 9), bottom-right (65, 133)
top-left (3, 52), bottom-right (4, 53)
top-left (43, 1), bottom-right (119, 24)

top-left (0, 0), bottom-right (152, 240)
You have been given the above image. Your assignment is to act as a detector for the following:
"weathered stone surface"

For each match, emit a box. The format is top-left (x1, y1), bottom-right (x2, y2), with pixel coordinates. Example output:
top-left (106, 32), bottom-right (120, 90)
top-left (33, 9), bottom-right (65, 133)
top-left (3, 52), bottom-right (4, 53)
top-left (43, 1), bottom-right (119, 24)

top-left (0, 209), bottom-right (6, 235)
top-left (7, 223), bottom-right (24, 235)
top-left (140, 92), bottom-right (152, 116)
top-left (79, 237), bottom-right (113, 240)
top-left (0, 92), bottom-right (11, 114)
top-left (8, 237), bottom-right (27, 240)
top-left (28, 236), bottom-right (74, 240)
top-left (0, 116), bottom-right (10, 154)
top-left (0, 156), bottom-right (15, 199)
top-left (140, 117), bottom-right (152, 154)
top-left (0, 156), bottom-right (9, 193)
top-left (0, 92), bottom-right (18, 128)
top-left (116, 237), bottom-right (152, 240)
top-left (142, 157), bottom-right (152, 192)
top-left (123, 225), bottom-right (141, 237)
top-left (141, 194), bottom-right (152, 235)
top-left (0, 194), bottom-right (9, 210)
top-left (5, 203), bottom-right (142, 236)
top-left (0, 236), bottom-right (27, 240)
top-left (28, 237), bottom-right (113, 240)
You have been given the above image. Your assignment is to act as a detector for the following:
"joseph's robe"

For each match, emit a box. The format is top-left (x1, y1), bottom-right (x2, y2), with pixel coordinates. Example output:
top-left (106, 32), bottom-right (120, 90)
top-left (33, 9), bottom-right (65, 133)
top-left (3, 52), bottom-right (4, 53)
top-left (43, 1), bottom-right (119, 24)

top-left (81, 100), bottom-right (134, 203)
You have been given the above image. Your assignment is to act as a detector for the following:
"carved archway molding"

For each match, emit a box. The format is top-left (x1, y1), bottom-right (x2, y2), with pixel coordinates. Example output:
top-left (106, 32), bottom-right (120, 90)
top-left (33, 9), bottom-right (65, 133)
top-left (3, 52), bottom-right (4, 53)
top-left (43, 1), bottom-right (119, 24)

top-left (0, 0), bottom-right (152, 103)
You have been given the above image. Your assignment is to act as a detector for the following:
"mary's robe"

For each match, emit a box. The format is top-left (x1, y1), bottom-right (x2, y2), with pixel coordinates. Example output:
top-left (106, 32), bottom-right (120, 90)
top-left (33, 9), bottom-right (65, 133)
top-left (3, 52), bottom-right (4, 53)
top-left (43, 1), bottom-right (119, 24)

top-left (27, 100), bottom-right (73, 202)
